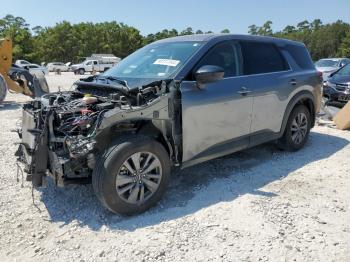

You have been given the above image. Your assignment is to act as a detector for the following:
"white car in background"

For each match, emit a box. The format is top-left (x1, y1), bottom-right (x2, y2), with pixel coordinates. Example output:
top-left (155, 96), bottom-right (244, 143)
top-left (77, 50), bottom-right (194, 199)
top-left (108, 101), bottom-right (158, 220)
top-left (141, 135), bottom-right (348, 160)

top-left (47, 62), bottom-right (70, 72)
top-left (23, 64), bottom-right (49, 76)
top-left (315, 58), bottom-right (350, 80)
top-left (15, 59), bottom-right (31, 68)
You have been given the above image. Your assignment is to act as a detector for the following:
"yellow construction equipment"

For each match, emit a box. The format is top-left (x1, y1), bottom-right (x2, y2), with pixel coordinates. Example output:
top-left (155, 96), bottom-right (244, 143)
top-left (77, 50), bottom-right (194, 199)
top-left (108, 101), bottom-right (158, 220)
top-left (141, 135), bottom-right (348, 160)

top-left (0, 37), bottom-right (49, 102)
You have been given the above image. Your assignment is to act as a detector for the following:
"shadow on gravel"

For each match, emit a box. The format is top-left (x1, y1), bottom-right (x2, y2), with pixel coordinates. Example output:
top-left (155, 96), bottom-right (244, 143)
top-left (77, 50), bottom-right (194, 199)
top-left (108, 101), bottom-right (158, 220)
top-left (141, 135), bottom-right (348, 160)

top-left (40, 131), bottom-right (348, 231)
top-left (0, 101), bottom-right (21, 110)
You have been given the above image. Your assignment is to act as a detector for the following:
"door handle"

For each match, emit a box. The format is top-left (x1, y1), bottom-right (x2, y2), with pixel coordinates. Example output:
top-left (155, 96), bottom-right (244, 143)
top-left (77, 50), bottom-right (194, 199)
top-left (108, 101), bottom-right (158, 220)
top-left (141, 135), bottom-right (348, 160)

top-left (238, 87), bottom-right (252, 95)
top-left (290, 79), bottom-right (297, 86)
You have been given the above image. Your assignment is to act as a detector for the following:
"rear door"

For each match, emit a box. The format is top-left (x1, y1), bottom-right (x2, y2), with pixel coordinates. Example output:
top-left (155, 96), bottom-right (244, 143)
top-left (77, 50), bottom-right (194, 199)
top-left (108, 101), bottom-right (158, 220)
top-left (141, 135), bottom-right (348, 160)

top-left (180, 41), bottom-right (253, 163)
top-left (238, 41), bottom-right (291, 137)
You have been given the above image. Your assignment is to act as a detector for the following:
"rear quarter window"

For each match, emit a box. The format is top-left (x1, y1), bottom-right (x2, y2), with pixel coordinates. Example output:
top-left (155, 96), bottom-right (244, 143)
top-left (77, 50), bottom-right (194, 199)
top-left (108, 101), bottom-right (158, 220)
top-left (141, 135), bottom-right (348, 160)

top-left (239, 41), bottom-right (289, 75)
top-left (285, 44), bottom-right (314, 70)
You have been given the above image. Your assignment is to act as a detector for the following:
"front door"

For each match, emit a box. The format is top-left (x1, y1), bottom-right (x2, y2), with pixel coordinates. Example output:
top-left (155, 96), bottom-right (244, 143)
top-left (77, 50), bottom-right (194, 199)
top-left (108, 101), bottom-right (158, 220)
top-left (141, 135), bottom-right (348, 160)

top-left (85, 61), bottom-right (93, 72)
top-left (180, 41), bottom-right (253, 163)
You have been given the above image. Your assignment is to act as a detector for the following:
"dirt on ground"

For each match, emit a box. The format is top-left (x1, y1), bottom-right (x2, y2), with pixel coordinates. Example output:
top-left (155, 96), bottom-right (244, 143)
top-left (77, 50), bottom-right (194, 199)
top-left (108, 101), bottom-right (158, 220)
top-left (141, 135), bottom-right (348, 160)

top-left (0, 73), bottom-right (349, 261)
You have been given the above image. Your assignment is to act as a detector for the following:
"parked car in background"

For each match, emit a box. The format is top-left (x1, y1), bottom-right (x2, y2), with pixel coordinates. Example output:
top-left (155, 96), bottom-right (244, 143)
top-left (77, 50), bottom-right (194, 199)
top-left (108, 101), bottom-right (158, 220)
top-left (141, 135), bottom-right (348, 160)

top-left (15, 59), bottom-right (31, 68)
top-left (17, 34), bottom-right (322, 215)
top-left (71, 54), bottom-right (121, 75)
top-left (87, 54), bottom-right (121, 64)
top-left (71, 59), bottom-right (116, 75)
top-left (47, 62), bottom-right (69, 72)
top-left (323, 62), bottom-right (350, 106)
top-left (23, 64), bottom-right (49, 75)
top-left (315, 58), bottom-right (350, 80)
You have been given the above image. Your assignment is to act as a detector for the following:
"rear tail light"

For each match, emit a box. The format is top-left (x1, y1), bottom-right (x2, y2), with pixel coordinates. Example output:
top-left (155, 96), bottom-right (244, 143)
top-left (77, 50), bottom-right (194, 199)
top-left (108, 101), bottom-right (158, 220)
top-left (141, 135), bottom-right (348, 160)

top-left (317, 71), bottom-right (323, 77)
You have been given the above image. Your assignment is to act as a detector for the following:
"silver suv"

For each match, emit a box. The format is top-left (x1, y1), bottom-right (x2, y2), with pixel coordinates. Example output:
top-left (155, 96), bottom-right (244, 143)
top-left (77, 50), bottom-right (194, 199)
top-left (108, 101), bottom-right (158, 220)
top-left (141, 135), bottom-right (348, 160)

top-left (17, 34), bottom-right (322, 215)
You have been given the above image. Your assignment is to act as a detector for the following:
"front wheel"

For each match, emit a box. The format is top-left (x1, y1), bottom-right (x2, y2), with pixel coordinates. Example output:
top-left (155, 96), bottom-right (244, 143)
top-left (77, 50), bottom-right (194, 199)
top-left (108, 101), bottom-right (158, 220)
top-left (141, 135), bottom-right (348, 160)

top-left (278, 105), bottom-right (311, 151)
top-left (92, 136), bottom-right (171, 215)
top-left (78, 68), bottom-right (85, 75)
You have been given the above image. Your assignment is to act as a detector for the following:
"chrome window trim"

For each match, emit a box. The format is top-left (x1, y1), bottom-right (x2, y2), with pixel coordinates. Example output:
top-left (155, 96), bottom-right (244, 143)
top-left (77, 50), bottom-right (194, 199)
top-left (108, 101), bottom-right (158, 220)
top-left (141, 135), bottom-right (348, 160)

top-left (181, 68), bottom-right (294, 83)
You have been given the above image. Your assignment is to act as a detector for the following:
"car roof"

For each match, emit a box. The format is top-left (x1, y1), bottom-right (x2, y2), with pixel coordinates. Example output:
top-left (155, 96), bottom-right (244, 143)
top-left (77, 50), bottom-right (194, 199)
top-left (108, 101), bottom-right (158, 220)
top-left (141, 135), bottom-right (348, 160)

top-left (154, 33), bottom-right (304, 46)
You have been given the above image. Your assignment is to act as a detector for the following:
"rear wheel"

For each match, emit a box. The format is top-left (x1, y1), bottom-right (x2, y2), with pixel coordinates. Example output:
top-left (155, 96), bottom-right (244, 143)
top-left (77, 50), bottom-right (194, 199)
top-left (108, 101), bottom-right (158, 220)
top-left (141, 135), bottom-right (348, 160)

top-left (278, 105), bottom-right (311, 151)
top-left (92, 136), bottom-right (171, 215)
top-left (0, 75), bottom-right (7, 102)
top-left (78, 68), bottom-right (85, 75)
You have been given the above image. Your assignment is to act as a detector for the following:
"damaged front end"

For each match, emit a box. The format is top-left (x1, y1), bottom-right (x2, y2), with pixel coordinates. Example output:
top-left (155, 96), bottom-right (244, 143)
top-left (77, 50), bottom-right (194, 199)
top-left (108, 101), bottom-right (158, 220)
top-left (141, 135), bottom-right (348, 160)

top-left (16, 77), bottom-right (181, 187)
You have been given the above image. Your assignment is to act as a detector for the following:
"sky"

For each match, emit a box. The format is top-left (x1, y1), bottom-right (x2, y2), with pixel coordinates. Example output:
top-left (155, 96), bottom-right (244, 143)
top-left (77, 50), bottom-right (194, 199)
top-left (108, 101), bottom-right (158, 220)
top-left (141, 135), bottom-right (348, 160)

top-left (1, 0), bottom-right (350, 35)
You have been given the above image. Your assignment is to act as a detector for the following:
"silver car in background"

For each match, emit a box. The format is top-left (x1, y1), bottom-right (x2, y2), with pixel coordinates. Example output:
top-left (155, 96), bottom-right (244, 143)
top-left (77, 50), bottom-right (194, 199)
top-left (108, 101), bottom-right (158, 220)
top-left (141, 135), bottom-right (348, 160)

top-left (23, 64), bottom-right (49, 76)
top-left (315, 58), bottom-right (350, 80)
top-left (47, 62), bottom-right (70, 72)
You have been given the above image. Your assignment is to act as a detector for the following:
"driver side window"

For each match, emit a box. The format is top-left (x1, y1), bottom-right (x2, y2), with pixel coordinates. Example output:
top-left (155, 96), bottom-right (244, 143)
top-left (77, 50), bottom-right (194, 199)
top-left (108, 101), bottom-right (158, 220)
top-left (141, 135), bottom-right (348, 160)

top-left (194, 41), bottom-right (242, 78)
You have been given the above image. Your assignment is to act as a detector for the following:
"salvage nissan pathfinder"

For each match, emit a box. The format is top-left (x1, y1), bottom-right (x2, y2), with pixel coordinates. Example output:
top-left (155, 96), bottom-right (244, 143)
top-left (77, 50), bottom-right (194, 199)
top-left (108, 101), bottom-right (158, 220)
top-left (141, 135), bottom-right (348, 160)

top-left (16, 34), bottom-right (322, 215)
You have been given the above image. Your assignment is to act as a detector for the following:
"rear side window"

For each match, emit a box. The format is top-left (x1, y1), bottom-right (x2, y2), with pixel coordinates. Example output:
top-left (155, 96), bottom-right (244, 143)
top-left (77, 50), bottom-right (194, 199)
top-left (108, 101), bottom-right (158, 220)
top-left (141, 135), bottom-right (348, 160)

top-left (285, 44), bottom-right (314, 70)
top-left (240, 41), bottom-right (289, 75)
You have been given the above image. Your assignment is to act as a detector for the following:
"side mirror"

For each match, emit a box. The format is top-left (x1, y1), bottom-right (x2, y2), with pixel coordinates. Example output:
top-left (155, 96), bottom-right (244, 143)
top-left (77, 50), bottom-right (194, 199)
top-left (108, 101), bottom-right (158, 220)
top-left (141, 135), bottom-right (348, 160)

top-left (194, 65), bottom-right (224, 89)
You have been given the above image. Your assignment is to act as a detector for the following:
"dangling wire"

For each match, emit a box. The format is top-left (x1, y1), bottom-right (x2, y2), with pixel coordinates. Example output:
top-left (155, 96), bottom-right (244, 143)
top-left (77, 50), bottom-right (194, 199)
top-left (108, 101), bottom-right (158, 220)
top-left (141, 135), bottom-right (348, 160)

top-left (16, 162), bottom-right (24, 188)
top-left (31, 184), bottom-right (41, 213)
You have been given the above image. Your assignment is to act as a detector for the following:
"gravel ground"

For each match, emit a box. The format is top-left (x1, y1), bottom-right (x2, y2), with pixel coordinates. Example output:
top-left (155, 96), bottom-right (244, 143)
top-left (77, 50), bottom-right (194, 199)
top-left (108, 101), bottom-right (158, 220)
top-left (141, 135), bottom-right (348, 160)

top-left (0, 73), bottom-right (350, 261)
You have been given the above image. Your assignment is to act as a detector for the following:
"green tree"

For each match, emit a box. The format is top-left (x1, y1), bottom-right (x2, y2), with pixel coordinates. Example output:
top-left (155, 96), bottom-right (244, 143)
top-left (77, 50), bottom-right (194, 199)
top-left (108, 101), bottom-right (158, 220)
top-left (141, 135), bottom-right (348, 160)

top-left (258, 21), bottom-right (273, 36)
top-left (248, 24), bottom-right (258, 35)
top-left (282, 25), bottom-right (296, 34)
top-left (310, 19), bottom-right (323, 31)
top-left (337, 31), bottom-right (350, 57)
top-left (180, 27), bottom-right (193, 35)
top-left (297, 20), bottom-right (310, 31)
top-left (0, 14), bottom-right (33, 60)
top-left (2, 14), bottom-right (350, 65)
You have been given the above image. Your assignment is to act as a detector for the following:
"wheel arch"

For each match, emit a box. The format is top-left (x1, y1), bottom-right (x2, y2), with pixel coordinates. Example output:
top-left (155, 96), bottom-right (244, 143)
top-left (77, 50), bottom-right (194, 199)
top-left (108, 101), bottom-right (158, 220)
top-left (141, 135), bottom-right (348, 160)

top-left (280, 91), bottom-right (316, 136)
top-left (94, 119), bottom-right (173, 162)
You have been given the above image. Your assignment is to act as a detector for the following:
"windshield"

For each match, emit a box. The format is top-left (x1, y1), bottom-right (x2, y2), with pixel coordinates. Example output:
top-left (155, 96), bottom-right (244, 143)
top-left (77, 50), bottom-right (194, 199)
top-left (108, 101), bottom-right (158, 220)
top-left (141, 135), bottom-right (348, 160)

top-left (315, 59), bottom-right (339, 67)
top-left (104, 41), bottom-right (203, 79)
top-left (336, 63), bottom-right (350, 76)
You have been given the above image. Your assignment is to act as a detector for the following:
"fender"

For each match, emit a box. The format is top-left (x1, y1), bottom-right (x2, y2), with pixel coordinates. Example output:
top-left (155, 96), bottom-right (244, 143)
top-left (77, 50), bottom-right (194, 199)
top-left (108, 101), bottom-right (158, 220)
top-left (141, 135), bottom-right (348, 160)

top-left (279, 90), bottom-right (316, 137)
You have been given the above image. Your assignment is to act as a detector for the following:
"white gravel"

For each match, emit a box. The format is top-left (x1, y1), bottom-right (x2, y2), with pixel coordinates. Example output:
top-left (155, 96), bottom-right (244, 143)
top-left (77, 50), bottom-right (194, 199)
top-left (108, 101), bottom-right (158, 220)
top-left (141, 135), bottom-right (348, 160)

top-left (0, 73), bottom-right (350, 261)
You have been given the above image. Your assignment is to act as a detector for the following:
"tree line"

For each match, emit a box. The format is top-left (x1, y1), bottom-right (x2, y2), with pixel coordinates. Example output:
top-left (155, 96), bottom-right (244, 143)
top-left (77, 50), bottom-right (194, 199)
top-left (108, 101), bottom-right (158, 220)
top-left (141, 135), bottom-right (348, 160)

top-left (249, 19), bottom-right (350, 60)
top-left (0, 14), bottom-right (349, 64)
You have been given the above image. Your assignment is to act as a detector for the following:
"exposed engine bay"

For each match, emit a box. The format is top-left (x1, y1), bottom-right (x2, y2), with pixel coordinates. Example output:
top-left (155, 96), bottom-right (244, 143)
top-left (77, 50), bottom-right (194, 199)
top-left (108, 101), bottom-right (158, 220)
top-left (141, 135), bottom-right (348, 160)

top-left (16, 77), bottom-right (181, 187)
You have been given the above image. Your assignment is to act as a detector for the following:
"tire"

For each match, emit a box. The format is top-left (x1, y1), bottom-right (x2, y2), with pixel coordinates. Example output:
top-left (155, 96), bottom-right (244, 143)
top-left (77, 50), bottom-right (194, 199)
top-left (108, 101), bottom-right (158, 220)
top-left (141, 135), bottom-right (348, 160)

top-left (278, 104), bottom-right (311, 151)
top-left (92, 136), bottom-right (171, 215)
top-left (78, 68), bottom-right (85, 75)
top-left (0, 75), bottom-right (7, 102)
